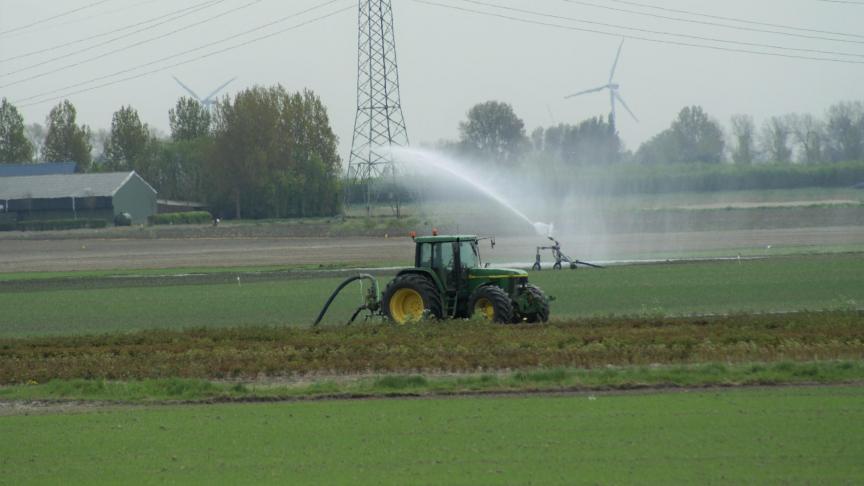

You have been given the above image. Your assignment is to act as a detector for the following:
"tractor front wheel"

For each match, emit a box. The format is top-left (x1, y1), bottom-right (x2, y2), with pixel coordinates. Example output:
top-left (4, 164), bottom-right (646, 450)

top-left (382, 274), bottom-right (443, 324)
top-left (468, 285), bottom-right (514, 323)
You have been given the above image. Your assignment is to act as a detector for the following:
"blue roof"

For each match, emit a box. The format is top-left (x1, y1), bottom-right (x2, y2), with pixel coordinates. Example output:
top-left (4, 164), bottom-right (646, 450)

top-left (0, 162), bottom-right (77, 177)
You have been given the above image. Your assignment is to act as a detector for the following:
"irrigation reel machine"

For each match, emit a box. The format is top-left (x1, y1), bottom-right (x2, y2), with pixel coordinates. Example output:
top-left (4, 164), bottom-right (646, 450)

top-left (532, 236), bottom-right (605, 271)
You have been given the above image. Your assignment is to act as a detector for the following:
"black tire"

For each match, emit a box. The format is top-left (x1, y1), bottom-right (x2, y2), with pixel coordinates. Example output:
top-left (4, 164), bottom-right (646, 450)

top-left (467, 285), bottom-right (514, 323)
top-left (531, 262), bottom-right (542, 271)
top-left (382, 274), bottom-right (443, 324)
top-left (514, 284), bottom-right (550, 323)
top-left (553, 262), bottom-right (562, 270)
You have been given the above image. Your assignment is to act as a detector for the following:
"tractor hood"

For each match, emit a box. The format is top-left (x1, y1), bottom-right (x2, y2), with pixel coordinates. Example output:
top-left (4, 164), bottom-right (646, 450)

top-left (467, 267), bottom-right (528, 281)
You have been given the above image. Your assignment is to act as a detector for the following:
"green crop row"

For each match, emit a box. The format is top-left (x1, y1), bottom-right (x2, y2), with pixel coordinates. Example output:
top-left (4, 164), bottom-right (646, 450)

top-left (1, 312), bottom-right (861, 384)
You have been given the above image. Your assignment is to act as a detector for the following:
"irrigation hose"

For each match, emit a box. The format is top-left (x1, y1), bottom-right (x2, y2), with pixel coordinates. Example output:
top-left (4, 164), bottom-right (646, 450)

top-left (574, 260), bottom-right (605, 269)
top-left (312, 274), bottom-right (380, 327)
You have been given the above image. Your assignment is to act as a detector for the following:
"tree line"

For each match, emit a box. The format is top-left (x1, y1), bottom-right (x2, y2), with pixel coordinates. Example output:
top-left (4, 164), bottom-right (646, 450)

top-left (2, 91), bottom-right (862, 220)
top-left (442, 100), bottom-right (864, 166)
top-left (0, 86), bottom-right (341, 219)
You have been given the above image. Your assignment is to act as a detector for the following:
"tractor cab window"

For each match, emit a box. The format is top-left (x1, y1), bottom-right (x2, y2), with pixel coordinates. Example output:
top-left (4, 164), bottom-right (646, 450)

top-left (433, 242), bottom-right (455, 271)
top-left (418, 243), bottom-right (433, 268)
top-left (459, 241), bottom-right (480, 269)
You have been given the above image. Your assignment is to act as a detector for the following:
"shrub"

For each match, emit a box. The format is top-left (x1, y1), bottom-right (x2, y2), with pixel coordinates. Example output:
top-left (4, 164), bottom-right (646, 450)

top-left (148, 211), bottom-right (212, 226)
top-left (114, 213), bottom-right (132, 226)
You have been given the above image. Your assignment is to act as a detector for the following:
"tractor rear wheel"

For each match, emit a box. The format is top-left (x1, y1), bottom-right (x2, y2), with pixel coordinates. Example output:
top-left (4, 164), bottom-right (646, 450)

top-left (382, 274), bottom-right (443, 324)
top-left (514, 284), bottom-right (550, 323)
top-left (468, 285), bottom-right (514, 323)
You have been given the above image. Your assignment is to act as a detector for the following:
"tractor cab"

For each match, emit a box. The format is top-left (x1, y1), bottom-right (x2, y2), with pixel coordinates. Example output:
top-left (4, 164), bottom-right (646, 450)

top-left (414, 235), bottom-right (483, 291)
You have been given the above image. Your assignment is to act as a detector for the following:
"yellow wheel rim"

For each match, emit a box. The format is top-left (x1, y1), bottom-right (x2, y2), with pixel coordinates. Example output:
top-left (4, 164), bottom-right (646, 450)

top-left (474, 297), bottom-right (495, 320)
top-left (390, 288), bottom-right (425, 324)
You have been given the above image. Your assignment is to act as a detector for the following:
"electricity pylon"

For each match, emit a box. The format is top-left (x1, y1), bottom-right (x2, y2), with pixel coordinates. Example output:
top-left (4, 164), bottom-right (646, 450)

top-left (346, 0), bottom-right (409, 218)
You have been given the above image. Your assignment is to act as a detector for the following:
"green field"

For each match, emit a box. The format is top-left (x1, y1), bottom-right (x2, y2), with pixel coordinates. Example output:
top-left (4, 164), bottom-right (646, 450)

top-left (2, 386), bottom-right (862, 484)
top-left (0, 254), bottom-right (861, 337)
top-left (2, 250), bottom-right (863, 484)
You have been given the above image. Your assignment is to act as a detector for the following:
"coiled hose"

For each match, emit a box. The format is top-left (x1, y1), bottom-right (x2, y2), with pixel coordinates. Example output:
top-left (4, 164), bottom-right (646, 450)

top-left (312, 274), bottom-right (380, 327)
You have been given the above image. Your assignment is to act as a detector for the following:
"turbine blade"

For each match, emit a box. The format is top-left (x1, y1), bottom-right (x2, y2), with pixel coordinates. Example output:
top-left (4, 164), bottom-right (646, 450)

top-left (203, 77), bottom-right (237, 102)
top-left (614, 91), bottom-right (639, 122)
top-left (564, 85), bottom-right (607, 99)
top-left (172, 75), bottom-right (201, 101)
top-left (608, 38), bottom-right (625, 83)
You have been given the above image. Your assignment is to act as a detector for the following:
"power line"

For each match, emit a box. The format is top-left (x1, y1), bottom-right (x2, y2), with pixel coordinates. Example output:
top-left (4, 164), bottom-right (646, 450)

top-left (0, 0), bottom-right (264, 86)
top-left (0, 0), bottom-right (112, 37)
top-left (51, 0), bottom-right (169, 28)
top-left (410, 0), bottom-right (864, 65)
top-left (16, 3), bottom-right (355, 108)
top-left (0, 0), bottom-right (226, 63)
top-left (559, 0), bottom-right (864, 45)
top-left (12, 0), bottom-right (345, 102)
top-left (598, 0), bottom-right (864, 40)
top-left (0, 1), bottom-right (169, 42)
top-left (816, 0), bottom-right (864, 4)
top-left (462, 0), bottom-right (864, 59)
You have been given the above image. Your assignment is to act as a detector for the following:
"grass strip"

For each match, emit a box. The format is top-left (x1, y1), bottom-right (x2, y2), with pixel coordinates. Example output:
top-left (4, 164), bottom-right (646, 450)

top-left (1, 361), bottom-right (861, 404)
top-left (1, 312), bottom-right (862, 384)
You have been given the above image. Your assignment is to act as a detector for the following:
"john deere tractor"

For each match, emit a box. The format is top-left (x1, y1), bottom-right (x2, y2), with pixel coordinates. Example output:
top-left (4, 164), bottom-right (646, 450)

top-left (313, 234), bottom-right (550, 326)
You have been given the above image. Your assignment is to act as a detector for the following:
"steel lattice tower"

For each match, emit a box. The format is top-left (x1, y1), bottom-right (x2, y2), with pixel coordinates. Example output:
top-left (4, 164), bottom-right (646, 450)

top-left (347, 0), bottom-right (409, 217)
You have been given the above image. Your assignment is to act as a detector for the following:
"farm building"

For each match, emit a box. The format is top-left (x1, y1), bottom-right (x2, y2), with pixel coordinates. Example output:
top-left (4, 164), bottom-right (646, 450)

top-left (0, 171), bottom-right (157, 225)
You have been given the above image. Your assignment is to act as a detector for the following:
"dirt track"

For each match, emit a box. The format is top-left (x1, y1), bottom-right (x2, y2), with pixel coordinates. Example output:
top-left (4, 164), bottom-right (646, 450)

top-left (0, 236), bottom-right (413, 273)
top-left (1, 226), bottom-right (863, 273)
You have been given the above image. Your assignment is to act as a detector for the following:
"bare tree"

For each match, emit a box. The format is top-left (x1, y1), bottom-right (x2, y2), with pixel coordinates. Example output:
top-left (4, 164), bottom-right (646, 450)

top-left (730, 114), bottom-right (757, 164)
top-left (88, 128), bottom-right (110, 169)
top-left (787, 113), bottom-right (825, 164)
top-left (760, 116), bottom-right (792, 163)
top-left (24, 123), bottom-right (46, 161)
top-left (824, 101), bottom-right (863, 162)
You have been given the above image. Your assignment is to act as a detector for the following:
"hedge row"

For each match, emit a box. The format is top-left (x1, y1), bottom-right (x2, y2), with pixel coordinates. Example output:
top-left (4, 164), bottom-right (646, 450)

top-left (148, 211), bottom-right (212, 225)
top-left (567, 160), bottom-right (864, 195)
top-left (0, 219), bottom-right (108, 232)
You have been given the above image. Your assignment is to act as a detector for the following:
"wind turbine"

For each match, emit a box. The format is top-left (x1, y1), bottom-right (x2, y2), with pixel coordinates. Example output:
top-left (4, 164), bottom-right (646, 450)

top-left (565, 39), bottom-right (638, 126)
top-left (172, 75), bottom-right (237, 114)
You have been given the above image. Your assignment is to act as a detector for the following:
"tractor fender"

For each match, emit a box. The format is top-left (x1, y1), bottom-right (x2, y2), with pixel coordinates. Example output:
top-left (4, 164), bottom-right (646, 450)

top-left (394, 268), bottom-right (445, 293)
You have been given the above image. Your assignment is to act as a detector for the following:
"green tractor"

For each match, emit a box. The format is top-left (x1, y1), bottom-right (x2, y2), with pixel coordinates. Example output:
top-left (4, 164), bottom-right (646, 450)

top-left (314, 234), bottom-right (551, 326)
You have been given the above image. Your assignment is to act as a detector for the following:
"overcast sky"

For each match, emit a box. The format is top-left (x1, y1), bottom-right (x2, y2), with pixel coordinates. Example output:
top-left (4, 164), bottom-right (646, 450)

top-left (1, 0), bottom-right (863, 159)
